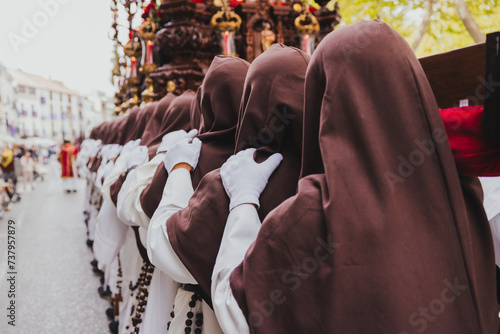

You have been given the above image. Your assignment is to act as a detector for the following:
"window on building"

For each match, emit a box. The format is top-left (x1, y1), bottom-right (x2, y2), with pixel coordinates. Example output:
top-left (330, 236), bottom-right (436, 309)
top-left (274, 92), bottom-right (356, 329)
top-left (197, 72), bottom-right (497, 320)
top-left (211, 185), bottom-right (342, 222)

top-left (18, 86), bottom-right (25, 93)
top-left (28, 87), bottom-right (35, 94)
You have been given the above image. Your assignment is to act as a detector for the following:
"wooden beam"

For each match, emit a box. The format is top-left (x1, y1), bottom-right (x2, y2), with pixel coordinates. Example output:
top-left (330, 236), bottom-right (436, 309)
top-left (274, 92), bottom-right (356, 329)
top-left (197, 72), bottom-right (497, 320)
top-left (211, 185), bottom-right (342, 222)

top-left (419, 42), bottom-right (486, 109)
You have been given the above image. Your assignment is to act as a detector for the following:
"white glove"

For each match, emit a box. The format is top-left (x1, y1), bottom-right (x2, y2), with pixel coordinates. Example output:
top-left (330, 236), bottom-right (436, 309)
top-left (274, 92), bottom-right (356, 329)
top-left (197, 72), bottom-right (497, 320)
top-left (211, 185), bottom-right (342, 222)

top-left (88, 141), bottom-right (102, 157)
top-left (163, 137), bottom-right (202, 174)
top-left (102, 160), bottom-right (115, 180)
top-left (220, 148), bottom-right (283, 211)
top-left (121, 139), bottom-right (141, 155)
top-left (107, 144), bottom-right (122, 160)
top-left (126, 146), bottom-right (149, 169)
top-left (157, 129), bottom-right (198, 154)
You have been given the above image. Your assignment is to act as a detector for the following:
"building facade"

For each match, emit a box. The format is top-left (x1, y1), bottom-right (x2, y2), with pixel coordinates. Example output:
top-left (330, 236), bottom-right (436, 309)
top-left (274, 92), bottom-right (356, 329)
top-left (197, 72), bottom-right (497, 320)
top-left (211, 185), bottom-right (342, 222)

top-left (0, 63), bottom-right (112, 145)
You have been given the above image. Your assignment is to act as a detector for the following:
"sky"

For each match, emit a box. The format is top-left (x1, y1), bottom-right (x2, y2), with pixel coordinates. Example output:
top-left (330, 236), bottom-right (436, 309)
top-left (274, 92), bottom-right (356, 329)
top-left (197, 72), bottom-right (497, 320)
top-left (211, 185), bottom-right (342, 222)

top-left (0, 0), bottom-right (128, 97)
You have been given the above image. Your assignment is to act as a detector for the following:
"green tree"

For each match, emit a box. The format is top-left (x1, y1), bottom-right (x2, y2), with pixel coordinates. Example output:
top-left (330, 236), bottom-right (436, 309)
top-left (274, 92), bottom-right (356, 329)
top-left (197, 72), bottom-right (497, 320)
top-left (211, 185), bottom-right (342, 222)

top-left (319, 0), bottom-right (500, 56)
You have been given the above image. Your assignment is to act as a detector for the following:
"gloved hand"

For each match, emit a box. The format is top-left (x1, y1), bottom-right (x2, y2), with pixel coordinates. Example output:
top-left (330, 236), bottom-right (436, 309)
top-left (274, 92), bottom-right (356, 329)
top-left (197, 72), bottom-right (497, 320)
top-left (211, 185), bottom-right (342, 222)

top-left (102, 160), bottom-right (115, 180)
top-left (121, 139), bottom-right (141, 155)
top-left (220, 148), bottom-right (283, 211)
top-left (107, 144), bottom-right (122, 160)
top-left (126, 146), bottom-right (149, 169)
top-left (88, 141), bottom-right (102, 157)
top-left (163, 137), bottom-right (202, 174)
top-left (157, 129), bottom-right (198, 154)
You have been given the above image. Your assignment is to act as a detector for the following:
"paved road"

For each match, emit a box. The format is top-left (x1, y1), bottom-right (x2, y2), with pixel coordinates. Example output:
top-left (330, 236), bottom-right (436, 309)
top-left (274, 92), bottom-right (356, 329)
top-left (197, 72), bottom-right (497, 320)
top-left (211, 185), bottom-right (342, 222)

top-left (0, 160), bottom-right (109, 334)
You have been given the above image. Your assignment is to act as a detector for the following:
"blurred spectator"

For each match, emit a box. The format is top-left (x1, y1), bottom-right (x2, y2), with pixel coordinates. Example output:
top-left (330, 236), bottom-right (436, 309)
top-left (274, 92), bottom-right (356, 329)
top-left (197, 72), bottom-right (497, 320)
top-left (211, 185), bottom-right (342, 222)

top-left (20, 151), bottom-right (34, 191)
top-left (58, 140), bottom-right (79, 193)
top-left (1, 148), bottom-right (17, 187)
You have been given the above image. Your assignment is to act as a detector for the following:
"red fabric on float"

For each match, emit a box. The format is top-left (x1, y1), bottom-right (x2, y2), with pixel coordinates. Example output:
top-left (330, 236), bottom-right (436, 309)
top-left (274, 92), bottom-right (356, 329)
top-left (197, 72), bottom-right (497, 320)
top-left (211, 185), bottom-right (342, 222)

top-left (229, 21), bottom-right (498, 333)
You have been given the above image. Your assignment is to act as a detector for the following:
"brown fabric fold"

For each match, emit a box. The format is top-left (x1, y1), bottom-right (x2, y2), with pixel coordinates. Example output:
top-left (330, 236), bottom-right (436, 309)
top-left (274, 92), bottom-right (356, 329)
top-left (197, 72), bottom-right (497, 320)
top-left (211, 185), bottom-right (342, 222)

top-left (140, 100), bottom-right (168, 145)
top-left (110, 171), bottom-right (127, 206)
top-left (146, 91), bottom-right (193, 154)
top-left (229, 20), bottom-right (498, 333)
top-left (118, 106), bottom-right (141, 143)
top-left (108, 96), bottom-right (180, 204)
top-left (140, 56), bottom-right (249, 218)
top-left (138, 90), bottom-right (197, 216)
top-left (190, 55), bottom-right (250, 187)
top-left (90, 107), bottom-right (141, 172)
top-left (166, 45), bottom-right (310, 303)
top-left (125, 103), bottom-right (158, 143)
top-left (110, 92), bottom-right (193, 207)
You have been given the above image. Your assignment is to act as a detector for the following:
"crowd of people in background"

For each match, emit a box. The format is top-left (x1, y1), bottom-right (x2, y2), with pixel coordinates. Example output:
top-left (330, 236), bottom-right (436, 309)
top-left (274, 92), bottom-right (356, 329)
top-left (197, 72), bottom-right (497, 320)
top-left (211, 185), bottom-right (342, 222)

top-left (0, 143), bottom-right (55, 214)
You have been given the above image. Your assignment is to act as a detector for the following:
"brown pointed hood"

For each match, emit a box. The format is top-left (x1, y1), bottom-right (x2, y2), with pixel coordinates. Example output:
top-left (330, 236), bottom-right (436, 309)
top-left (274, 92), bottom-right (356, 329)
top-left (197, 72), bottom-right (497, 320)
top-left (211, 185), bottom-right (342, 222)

top-left (166, 45), bottom-right (310, 304)
top-left (229, 20), bottom-right (498, 334)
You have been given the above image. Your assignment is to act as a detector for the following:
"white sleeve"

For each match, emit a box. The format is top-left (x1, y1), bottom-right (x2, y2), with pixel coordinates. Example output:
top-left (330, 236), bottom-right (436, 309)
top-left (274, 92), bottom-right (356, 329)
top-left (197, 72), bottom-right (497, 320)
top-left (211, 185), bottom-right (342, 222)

top-left (479, 177), bottom-right (500, 220)
top-left (101, 152), bottom-right (130, 205)
top-left (211, 204), bottom-right (261, 334)
top-left (116, 169), bottom-right (138, 226)
top-left (147, 168), bottom-right (197, 284)
top-left (93, 200), bottom-right (129, 266)
top-left (124, 153), bottom-right (166, 229)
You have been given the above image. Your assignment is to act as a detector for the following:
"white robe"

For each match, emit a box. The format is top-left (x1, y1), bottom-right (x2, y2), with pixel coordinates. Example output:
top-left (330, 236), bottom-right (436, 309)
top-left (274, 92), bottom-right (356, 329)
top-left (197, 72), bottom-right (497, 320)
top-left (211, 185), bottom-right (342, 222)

top-left (93, 200), bottom-right (129, 284)
top-left (118, 229), bottom-right (144, 334)
top-left (479, 177), bottom-right (500, 267)
top-left (211, 204), bottom-right (260, 334)
top-left (114, 156), bottom-right (181, 334)
top-left (147, 167), bottom-right (223, 334)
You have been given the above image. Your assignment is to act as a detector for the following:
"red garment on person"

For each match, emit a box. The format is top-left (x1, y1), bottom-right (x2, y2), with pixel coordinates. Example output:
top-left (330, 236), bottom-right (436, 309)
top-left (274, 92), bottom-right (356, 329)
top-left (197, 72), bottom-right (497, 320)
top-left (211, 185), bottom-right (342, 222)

top-left (57, 143), bottom-right (78, 178)
top-left (441, 105), bottom-right (500, 177)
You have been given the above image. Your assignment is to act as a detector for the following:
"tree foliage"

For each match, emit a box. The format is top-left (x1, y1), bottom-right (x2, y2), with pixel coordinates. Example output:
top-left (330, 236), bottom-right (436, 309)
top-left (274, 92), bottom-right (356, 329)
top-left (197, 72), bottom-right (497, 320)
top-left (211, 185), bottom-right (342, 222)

top-left (314, 0), bottom-right (500, 56)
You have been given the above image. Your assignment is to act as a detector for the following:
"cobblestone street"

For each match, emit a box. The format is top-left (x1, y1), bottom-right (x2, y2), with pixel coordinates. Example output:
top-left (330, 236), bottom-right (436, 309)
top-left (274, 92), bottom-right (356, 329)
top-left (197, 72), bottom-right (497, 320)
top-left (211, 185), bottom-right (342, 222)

top-left (0, 161), bottom-right (109, 334)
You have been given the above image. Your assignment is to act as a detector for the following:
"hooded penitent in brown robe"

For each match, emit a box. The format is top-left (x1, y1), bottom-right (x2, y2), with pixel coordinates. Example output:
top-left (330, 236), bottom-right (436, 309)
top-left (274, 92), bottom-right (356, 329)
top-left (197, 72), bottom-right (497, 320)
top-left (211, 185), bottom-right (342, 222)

top-left (139, 55), bottom-right (249, 219)
top-left (89, 107), bottom-right (140, 172)
top-left (122, 102), bottom-right (158, 144)
top-left (145, 92), bottom-right (189, 160)
top-left (108, 97), bottom-right (174, 204)
top-left (88, 120), bottom-right (121, 173)
top-left (165, 44), bottom-right (310, 304)
top-left (227, 20), bottom-right (498, 333)
top-left (109, 92), bottom-right (193, 206)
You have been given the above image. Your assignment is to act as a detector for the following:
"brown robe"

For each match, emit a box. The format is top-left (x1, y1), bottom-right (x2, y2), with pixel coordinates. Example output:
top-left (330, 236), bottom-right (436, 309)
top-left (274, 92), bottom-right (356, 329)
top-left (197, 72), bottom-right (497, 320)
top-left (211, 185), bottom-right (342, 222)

top-left (229, 20), bottom-right (498, 333)
top-left (166, 44), bottom-right (310, 304)
top-left (110, 92), bottom-right (193, 206)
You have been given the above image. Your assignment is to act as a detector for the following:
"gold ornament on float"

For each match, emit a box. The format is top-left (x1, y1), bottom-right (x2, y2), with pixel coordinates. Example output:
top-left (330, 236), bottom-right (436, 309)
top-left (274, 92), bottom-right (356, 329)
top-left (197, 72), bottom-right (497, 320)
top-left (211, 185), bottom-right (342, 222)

top-left (295, 8), bottom-right (319, 34)
top-left (211, 0), bottom-right (242, 32)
